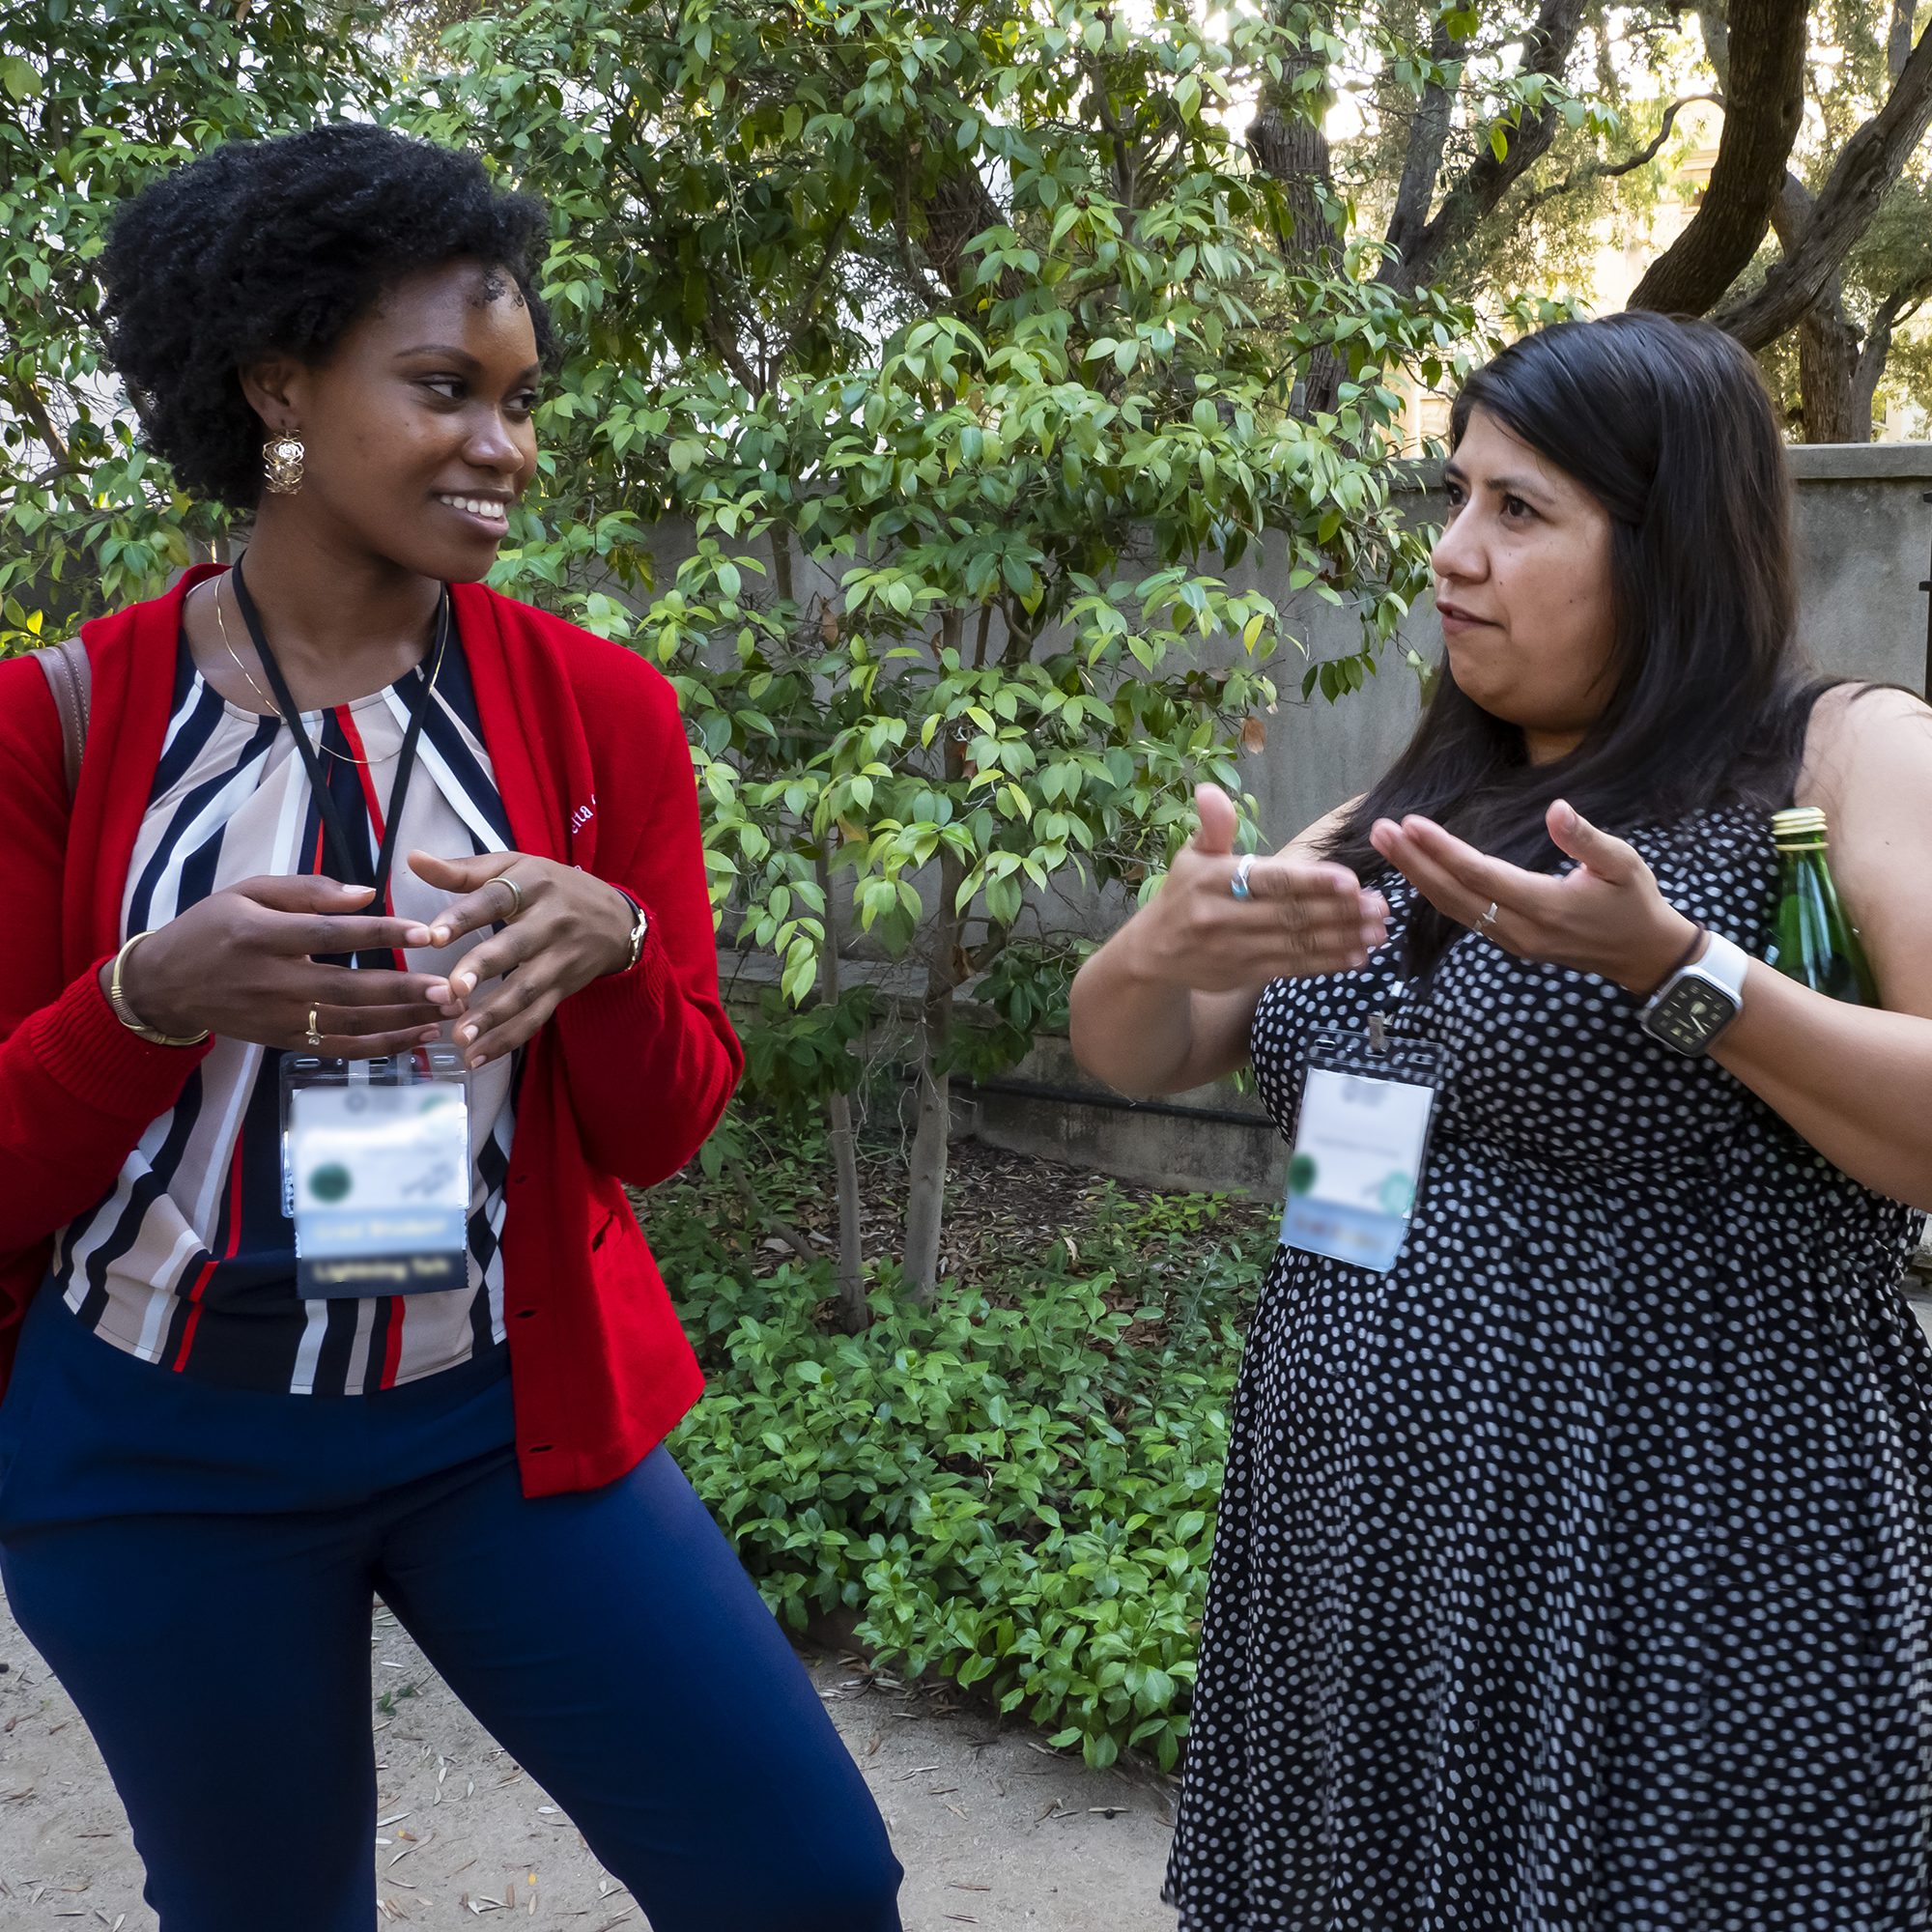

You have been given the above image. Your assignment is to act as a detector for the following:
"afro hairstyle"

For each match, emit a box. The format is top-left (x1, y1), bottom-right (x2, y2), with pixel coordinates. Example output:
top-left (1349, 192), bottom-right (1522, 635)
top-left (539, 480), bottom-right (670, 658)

top-left (100, 123), bottom-right (556, 511)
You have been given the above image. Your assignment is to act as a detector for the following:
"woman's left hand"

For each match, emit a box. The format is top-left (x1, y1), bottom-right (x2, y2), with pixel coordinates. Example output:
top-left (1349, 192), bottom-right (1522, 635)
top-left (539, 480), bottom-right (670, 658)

top-left (1370, 800), bottom-right (1700, 997)
top-left (407, 849), bottom-right (636, 1067)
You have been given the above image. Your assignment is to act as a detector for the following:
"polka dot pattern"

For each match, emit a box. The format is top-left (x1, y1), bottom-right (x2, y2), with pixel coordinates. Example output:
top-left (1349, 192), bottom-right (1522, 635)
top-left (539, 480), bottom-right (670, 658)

top-left (1163, 805), bottom-right (1932, 1930)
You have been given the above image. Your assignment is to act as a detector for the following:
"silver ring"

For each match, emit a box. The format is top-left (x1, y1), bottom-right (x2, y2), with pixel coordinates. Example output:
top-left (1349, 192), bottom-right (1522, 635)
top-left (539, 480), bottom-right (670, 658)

top-left (493, 872), bottom-right (526, 922)
top-left (306, 1006), bottom-right (324, 1049)
top-left (1230, 854), bottom-right (1258, 900)
top-left (1475, 899), bottom-right (1500, 937)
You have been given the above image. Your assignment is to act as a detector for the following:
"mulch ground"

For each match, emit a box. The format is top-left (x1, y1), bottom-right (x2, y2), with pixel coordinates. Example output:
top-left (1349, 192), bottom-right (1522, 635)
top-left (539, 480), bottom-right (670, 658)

top-left (679, 1128), bottom-right (1276, 1350)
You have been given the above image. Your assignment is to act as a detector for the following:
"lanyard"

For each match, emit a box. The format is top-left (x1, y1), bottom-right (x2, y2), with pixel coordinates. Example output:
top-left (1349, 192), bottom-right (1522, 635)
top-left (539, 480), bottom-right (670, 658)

top-left (228, 557), bottom-right (448, 909)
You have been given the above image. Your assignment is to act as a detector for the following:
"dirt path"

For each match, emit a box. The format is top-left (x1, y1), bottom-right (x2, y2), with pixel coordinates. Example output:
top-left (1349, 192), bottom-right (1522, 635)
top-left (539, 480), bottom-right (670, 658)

top-left (0, 1586), bottom-right (1180, 1931)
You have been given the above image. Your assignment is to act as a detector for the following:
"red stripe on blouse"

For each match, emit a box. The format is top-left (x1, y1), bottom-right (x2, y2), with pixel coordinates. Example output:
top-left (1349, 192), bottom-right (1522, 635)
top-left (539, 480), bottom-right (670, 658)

top-left (171, 1137), bottom-right (247, 1373)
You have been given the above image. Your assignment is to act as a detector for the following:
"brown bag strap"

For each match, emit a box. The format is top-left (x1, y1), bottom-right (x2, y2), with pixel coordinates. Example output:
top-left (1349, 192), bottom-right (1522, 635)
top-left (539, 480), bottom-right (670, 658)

top-left (32, 636), bottom-right (91, 801)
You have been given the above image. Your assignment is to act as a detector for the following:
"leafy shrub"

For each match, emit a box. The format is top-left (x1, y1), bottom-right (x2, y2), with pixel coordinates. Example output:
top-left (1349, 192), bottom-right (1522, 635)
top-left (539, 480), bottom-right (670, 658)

top-left (654, 1151), bottom-right (1269, 1771)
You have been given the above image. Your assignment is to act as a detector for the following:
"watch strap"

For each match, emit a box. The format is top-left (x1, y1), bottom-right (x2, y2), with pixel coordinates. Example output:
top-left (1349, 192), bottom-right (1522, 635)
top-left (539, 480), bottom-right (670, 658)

top-left (1692, 931), bottom-right (1751, 1002)
top-left (1638, 926), bottom-right (1749, 1056)
top-left (1640, 922), bottom-right (1709, 1001)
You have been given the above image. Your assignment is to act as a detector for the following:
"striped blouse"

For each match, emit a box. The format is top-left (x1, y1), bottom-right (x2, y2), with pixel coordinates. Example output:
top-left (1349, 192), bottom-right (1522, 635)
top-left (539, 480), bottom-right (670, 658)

top-left (50, 620), bottom-right (519, 1396)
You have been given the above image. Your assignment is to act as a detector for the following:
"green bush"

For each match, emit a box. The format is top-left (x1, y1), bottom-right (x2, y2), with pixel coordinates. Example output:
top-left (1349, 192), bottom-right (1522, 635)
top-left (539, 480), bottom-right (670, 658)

top-left (656, 1153), bottom-right (1268, 1772)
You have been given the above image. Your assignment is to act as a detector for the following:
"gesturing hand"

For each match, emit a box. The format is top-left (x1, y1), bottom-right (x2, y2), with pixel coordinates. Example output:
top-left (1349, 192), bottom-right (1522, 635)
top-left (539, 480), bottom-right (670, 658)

top-left (408, 849), bottom-right (638, 1068)
top-left (1128, 783), bottom-right (1389, 993)
top-left (110, 875), bottom-right (452, 1058)
top-left (1369, 801), bottom-right (1700, 996)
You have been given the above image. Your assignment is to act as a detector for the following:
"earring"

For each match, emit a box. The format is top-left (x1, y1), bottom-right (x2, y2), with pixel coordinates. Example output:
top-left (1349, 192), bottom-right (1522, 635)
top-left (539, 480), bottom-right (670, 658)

top-left (262, 432), bottom-right (305, 496)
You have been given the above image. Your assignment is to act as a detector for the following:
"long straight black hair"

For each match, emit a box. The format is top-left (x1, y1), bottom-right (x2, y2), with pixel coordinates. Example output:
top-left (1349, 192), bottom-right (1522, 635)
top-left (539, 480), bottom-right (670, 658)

top-left (1321, 311), bottom-right (1823, 980)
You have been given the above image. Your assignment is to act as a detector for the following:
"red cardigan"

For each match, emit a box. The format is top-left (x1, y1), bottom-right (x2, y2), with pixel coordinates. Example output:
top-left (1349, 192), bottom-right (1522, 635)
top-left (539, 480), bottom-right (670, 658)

top-left (0, 565), bottom-right (742, 1496)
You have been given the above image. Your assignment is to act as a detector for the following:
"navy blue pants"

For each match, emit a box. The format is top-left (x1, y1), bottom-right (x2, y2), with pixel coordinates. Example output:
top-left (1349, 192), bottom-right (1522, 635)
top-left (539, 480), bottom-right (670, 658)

top-left (1, 1403), bottom-right (902, 1931)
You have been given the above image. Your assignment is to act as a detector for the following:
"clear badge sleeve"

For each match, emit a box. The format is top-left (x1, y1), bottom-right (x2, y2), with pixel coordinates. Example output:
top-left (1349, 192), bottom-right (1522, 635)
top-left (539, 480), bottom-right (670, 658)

top-left (1279, 1024), bottom-right (1445, 1275)
top-left (279, 1048), bottom-right (473, 1298)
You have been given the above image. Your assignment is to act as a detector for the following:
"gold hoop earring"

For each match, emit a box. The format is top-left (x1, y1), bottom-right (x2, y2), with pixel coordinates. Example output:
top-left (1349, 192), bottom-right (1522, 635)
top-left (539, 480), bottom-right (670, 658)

top-left (263, 433), bottom-right (305, 496)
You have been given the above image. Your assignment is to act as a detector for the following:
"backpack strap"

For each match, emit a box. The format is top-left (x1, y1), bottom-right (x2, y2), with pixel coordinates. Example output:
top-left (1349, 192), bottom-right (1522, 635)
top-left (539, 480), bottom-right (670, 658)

top-left (31, 635), bottom-right (90, 801)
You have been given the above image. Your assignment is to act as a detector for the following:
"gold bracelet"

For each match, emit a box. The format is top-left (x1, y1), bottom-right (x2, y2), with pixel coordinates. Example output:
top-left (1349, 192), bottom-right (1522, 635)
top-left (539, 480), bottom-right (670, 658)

top-left (107, 931), bottom-right (211, 1048)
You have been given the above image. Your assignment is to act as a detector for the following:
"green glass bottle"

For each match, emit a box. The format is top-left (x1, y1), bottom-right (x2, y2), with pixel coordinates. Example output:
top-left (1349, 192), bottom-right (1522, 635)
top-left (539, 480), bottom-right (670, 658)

top-left (1764, 806), bottom-right (1877, 1006)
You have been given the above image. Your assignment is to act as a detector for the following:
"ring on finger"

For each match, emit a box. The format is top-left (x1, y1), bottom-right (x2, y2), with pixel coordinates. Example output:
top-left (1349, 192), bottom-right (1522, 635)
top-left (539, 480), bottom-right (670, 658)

top-left (306, 1005), bottom-right (324, 1049)
top-left (1474, 899), bottom-right (1501, 939)
top-left (492, 872), bottom-right (526, 922)
top-left (1230, 854), bottom-right (1258, 900)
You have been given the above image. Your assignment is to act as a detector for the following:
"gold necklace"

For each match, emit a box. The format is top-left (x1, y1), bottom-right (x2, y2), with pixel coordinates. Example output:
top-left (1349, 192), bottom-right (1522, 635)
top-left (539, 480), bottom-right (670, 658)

top-left (207, 575), bottom-right (282, 720)
top-left (205, 576), bottom-right (446, 768)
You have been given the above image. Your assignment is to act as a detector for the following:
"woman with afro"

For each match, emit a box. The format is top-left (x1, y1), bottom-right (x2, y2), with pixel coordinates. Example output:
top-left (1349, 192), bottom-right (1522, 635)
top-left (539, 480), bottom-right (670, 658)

top-left (0, 125), bottom-right (903, 1930)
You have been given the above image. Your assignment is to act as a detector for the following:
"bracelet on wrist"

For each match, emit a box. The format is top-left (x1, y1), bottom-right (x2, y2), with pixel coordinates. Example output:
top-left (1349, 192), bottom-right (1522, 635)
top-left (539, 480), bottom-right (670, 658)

top-left (107, 930), bottom-right (211, 1047)
top-left (609, 887), bottom-right (649, 975)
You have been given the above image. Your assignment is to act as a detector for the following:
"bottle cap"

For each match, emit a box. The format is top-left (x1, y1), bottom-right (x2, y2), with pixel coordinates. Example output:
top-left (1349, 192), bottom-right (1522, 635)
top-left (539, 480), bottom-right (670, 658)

top-left (1771, 806), bottom-right (1829, 841)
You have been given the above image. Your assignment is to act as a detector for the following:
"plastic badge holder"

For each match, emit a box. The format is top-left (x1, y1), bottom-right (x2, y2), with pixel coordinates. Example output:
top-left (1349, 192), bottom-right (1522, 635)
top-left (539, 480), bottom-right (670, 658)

top-left (280, 1047), bottom-right (472, 1297)
top-left (1279, 1020), bottom-right (1445, 1274)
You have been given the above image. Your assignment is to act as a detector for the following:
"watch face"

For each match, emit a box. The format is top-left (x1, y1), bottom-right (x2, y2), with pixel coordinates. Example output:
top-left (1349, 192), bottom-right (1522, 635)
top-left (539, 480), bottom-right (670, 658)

top-left (1645, 975), bottom-right (1740, 1055)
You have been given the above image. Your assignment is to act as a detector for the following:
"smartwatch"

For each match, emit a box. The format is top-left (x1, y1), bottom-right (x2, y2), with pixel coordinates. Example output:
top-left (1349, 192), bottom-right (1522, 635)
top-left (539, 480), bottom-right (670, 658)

top-left (1639, 928), bottom-right (1750, 1057)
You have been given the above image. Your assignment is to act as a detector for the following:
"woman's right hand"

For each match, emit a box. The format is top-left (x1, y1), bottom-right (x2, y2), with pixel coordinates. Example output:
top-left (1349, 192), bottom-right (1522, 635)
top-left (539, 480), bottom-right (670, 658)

top-left (1123, 783), bottom-right (1388, 992)
top-left (109, 875), bottom-right (453, 1057)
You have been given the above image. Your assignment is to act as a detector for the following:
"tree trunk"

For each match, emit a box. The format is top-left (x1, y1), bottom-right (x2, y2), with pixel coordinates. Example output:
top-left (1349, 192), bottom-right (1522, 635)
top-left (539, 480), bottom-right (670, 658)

top-left (901, 831), bottom-right (963, 1307)
top-left (1627, 0), bottom-right (1808, 317)
top-left (1246, 32), bottom-right (1343, 418)
top-left (1379, 14), bottom-right (1463, 284)
top-left (900, 953), bottom-right (955, 1309)
top-left (1850, 355), bottom-right (1887, 440)
top-left (1715, 17), bottom-right (1932, 349)
top-left (814, 847), bottom-right (869, 1332)
top-left (826, 1088), bottom-right (867, 1325)
top-left (1796, 294), bottom-right (1864, 441)
top-left (769, 521), bottom-right (795, 607)
top-left (1768, 177), bottom-right (1868, 444)
top-left (901, 612), bottom-right (968, 1306)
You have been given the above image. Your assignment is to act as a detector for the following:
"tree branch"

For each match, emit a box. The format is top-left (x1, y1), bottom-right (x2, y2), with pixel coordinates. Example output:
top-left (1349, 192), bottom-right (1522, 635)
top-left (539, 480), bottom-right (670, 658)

top-left (1889, 0), bottom-right (1916, 86)
top-left (1378, 0), bottom-right (1588, 297)
top-left (1715, 15), bottom-right (1932, 349)
top-left (622, 160), bottom-right (768, 397)
top-left (4, 377), bottom-right (70, 464)
top-left (1695, 0), bottom-right (1730, 91)
top-left (1513, 93), bottom-right (1721, 220)
top-left (1381, 13), bottom-right (1466, 270)
top-left (964, 923), bottom-right (1010, 977)
top-left (1854, 261), bottom-right (1932, 421)
top-left (723, 1152), bottom-right (821, 1268)
top-left (1086, 50), bottom-right (1139, 213)
top-left (1627, 0), bottom-right (1808, 316)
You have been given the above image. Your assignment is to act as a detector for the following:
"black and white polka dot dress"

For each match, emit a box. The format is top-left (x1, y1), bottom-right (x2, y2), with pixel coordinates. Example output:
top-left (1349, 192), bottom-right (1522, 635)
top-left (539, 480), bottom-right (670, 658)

top-left (1164, 804), bottom-right (1932, 1930)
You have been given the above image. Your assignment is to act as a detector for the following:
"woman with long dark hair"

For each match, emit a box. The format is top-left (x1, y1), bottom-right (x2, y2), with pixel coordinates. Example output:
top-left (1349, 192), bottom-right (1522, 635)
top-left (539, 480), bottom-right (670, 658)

top-left (0, 127), bottom-right (902, 1930)
top-left (1071, 312), bottom-right (1932, 1927)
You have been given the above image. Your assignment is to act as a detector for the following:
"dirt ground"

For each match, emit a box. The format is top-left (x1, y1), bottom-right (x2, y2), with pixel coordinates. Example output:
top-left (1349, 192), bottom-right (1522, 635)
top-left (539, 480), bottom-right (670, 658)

top-left (0, 1587), bottom-right (1182, 1931)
